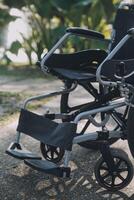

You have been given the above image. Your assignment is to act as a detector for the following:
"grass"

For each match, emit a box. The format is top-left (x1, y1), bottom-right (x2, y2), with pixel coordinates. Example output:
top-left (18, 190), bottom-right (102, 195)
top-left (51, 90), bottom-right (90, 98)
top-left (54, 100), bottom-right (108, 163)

top-left (0, 91), bottom-right (52, 126)
top-left (0, 112), bottom-right (19, 126)
top-left (0, 91), bottom-right (23, 125)
top-left (0, 64), bottom-right (56, 125)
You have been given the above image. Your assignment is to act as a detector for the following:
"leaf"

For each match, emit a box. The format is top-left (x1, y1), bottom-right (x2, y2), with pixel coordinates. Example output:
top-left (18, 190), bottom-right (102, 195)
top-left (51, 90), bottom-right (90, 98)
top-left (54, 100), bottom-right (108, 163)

top-left (101, 0), bottom-right (115, 21)
top-left (3, 0), bottom-right (26, 8)
top-left (9, 41), bottom-right (22, 54)
top-left (33, 1), bottom-right (53, 18)
top-left (51, 0), bottom-right (74, 12)
top-left (2, 54), bottom-right (12, 65)
top-left (0, 6), bottom-right (17, 26)
top-left (74, 0), bottom-right (93, 7)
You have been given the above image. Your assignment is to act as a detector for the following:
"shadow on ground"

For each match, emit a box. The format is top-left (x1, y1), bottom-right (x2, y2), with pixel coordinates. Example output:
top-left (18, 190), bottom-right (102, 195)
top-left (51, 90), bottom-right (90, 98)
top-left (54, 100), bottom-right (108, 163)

top-left (1, 166), bottom-right (132, 200)
top-left (1, 138), bottom-right (134, 200)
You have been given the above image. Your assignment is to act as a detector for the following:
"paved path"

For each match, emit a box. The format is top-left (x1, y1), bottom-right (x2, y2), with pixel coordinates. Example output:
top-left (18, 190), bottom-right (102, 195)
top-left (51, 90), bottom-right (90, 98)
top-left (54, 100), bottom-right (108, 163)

top-left (0, 76), bottom-right (61, 93)
top-left (0, 76), bottom-right (134, 200)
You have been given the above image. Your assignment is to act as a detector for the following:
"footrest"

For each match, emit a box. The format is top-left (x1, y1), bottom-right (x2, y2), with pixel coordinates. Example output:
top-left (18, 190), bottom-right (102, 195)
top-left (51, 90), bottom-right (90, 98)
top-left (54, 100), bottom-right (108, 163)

top-left (24, 159), bottom-right (71, 178)
top-left (6, 142), bottom-right (41, 160)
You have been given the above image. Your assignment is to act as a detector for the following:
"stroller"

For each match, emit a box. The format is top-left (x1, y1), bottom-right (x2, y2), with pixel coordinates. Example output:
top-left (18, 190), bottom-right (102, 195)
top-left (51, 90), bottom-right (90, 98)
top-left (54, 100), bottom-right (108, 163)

top-left (6, 3), bottom-right (134, 191)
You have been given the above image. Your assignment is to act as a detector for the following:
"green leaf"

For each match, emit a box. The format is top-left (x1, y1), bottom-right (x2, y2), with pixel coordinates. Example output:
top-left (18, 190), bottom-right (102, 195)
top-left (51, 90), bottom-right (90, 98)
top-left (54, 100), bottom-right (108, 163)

top-left (9, 41), bottom-right (22, 54)
top-left (51, 0), bottom-right (74, 11)
top-left (74, 0), bottom-right (93, 7)
top-left (3, 0), bottom-right (26, 8)
top-left (101, 0), bottom-right (115, 21)
top-left (0, 6), bottom-right (17, 26)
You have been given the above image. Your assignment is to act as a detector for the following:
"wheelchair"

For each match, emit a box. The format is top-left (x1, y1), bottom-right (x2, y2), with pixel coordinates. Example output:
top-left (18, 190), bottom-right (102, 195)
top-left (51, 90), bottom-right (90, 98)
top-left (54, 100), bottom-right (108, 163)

top-left (6, 3), bottom-right (134, 191)
top-left (39, 2), bottom-right (134, 150)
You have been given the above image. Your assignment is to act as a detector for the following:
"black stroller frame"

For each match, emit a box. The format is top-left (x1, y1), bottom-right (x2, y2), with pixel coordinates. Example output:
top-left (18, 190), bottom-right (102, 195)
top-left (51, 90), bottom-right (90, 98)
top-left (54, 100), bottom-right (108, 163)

top-left (6, 3), bottom-right (134, 191)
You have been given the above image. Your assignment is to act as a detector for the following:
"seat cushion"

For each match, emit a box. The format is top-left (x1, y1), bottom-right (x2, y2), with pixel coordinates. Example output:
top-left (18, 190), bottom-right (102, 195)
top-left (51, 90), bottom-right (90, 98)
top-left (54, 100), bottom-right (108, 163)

top-left (45, 49), bottom-right (107, 70)
top-left (52, 68), bottom-right (96, 81)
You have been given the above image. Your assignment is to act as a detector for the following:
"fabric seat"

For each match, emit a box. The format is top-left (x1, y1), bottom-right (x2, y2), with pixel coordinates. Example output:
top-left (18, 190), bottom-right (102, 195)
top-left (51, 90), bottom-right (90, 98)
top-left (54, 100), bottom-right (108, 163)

top-left (53, 68), bottom-right (96, 81)
top-left (45, 50), bottom-right (107, 71)
top-left (44, 49), bottom-right (107, 81)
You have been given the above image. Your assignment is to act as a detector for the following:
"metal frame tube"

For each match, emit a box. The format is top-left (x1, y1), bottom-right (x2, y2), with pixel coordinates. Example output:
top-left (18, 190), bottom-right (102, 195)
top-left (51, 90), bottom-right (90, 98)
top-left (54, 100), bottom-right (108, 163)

top-left (73, 130), bottom-right (122, 144)
top-left (74, 98), bottom-right (125, 123)
top-left (23, 82), bottom-right (77, 109)
top-left (96, 34), bottom-right (131, 87)
top-left (41, 33), bottom-right (71, 69)
top-left (63, 151), bottom-right (71, 167)
top-left (73, 132), bottom-right (98, 144)
top-left (15, 131), bottom-right (21, 143)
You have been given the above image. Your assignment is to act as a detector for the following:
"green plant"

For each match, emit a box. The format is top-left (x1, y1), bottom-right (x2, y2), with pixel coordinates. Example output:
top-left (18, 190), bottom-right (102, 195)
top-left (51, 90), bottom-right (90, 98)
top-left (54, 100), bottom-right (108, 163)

top-left (2, 0), bottom-right (121, 65)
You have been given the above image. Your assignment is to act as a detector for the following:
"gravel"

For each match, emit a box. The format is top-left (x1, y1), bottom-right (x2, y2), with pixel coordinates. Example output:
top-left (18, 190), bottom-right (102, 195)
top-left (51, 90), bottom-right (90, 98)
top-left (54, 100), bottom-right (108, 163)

top-left (0, 77), bottom-right (134, 200)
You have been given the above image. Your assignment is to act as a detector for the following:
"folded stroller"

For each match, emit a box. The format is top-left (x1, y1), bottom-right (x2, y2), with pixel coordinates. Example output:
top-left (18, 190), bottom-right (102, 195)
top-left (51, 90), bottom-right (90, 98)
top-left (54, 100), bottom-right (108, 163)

top-left (6, 3), bottom-right (134, 191)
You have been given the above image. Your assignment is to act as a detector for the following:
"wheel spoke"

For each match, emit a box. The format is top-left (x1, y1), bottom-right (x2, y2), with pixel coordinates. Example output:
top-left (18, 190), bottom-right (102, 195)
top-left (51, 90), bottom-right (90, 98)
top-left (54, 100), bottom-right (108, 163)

top-left (50, 149), bottom-right (54, 159)
top-left (117, 174), bottom-right (125, 181)
top-left (46, 149), bottom-right (50, 154)
top-left (117, 168), bottom-right (128, 173)
top-left (116, 160), bottom-right (122, 168)
top-left (102, 172), bottom-right (110, 179)
top-left (100, 166), bottom-right (108, 171)
top-left (111, 176), bottom-right (116, 187)
top-left (47, 145), bottom-right (51, 151)
top-left (55, 149), bottom-right (60, 156)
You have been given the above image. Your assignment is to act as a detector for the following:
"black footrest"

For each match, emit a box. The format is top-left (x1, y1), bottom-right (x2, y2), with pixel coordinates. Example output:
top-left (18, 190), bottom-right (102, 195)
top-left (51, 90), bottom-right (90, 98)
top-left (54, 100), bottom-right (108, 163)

top-left (24, 159), bottom-right (71, 178)
top-left (6, 142), bottom-right (41, 160)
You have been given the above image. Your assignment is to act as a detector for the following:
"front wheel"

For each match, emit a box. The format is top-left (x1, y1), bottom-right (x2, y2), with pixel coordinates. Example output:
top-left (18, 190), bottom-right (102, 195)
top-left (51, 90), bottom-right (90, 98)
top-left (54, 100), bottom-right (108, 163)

top-left (95, 149), bottom-right (133, 191)
top-left (40, 143), bottom-right (65, 163)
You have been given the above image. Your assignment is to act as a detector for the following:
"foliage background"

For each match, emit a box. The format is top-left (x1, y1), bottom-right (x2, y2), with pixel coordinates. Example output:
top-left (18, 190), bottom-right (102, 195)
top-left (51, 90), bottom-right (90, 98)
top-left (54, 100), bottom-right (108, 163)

top-left (0, 0), bottom-right (121, 66)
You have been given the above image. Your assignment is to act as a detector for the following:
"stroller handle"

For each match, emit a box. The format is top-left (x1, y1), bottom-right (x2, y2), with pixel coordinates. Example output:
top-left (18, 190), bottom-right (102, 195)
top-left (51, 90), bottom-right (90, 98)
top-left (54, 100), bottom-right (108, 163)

top-left (96, 29), bottom-right (134, 87)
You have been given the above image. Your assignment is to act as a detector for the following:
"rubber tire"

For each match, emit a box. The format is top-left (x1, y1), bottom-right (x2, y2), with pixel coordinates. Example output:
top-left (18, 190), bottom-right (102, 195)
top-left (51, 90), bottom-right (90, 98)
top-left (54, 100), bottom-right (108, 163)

top-left (94, 148), bottom-right (133, 191)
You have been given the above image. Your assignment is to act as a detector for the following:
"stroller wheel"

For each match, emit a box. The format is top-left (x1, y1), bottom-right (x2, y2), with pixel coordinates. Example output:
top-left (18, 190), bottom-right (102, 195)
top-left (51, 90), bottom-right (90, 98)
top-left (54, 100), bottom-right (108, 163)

top-left (94, 149), bottom-right (133, 191)
top-left (40, 143), bottom-right (65, 163)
